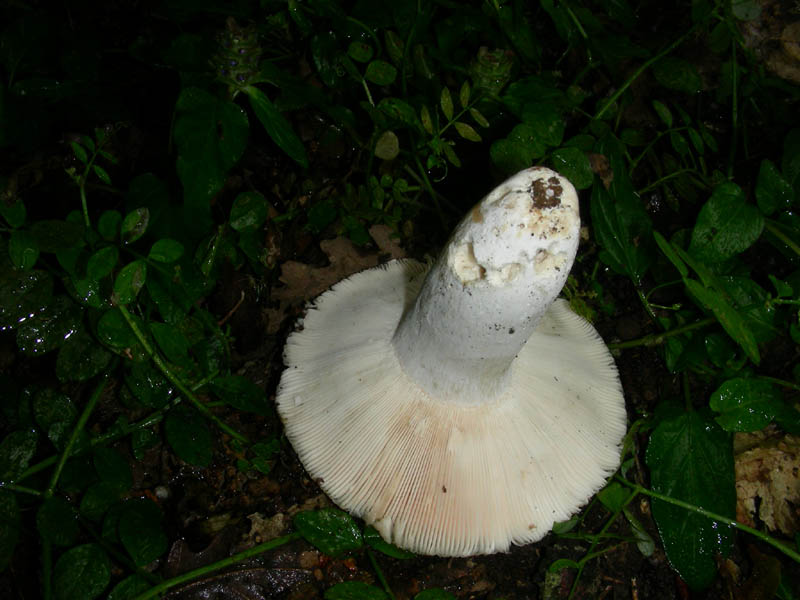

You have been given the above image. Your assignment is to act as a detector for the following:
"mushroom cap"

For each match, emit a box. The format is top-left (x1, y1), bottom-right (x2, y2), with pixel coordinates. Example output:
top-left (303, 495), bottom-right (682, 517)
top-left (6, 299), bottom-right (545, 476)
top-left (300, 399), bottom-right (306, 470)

top-left (276, 259), bottom-right (627, 557)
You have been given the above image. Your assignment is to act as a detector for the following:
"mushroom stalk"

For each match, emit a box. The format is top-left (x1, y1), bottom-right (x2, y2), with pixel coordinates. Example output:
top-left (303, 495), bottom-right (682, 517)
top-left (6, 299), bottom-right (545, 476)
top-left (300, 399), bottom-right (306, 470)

top-left (393, 168), bottom-right (580, 404)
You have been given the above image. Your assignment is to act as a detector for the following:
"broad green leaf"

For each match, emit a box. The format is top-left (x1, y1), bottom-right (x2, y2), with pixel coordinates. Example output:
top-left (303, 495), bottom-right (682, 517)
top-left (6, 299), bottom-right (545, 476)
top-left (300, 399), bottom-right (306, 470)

top-left (113, 260), bottom-right (147, 305)
top-left (374, 130), bottom-right (400, 160)
top-left (33, 388), bottom-right (77, 449)
top-left (53, 543), bottom-right (110, 600)
top-left (365, 60), bottom-right (397, 86)
top-left (710, 378), bottom-right (782, 432)
top-left (521, 101), bottom-right (564, 146)
top-left (689, 183), bottom-right (763, 263)
top-left (453, 121), bottom-right (481, 142)
top-left (755, 159), bottom-right (794, 216)
top-left (0, 199), bottom-right (26, 228)
top-left (97, 309), bottom-right (139, 351)
top-left (87, 246), bottom-right (119, 280)
top-left (294, 508), bottom-right (362, 556)
top-left (230, 192), bottom-right (269, 233)
top-left (165, 406), bottom-right (213, 467)
top-left (550, 147), bottom-right (592, 189)
top-left (325, 582), bottom-right (388, 600)
top-left (244, 86), bottom-right (308, 168)
top-left (16, 295), bottom-right (82, 356)
top-left (119, 499), bottom-right (167, 566)
top-left (0, 268), bottom-right (53, 329)
top-left (125, 362), bottom-right (171, 409)
top-left (107, 575), bottom-right (150, 600)
top-left (9, 230), bottom-right (39, 270)
top-left (646, 410), bottom-right (735, 590)
top-left (120, 208), bottom-right (150, 245)
top-left (440, 87), bottom-right (454, 121)
top-left (97, 210), bottom-right (122, 241)
top-left (37, 496), bottom-right (78, 546)
top-left (719, 276), bottom-right (779, 343)
top-left (653, 57), bottom-right (702, 94)
top-left (597, 481), bottom-right (628, 512)
top-left (93, 165), bottom-right (112, 185)
top-left (490, 137), bottom-right (535, 174)
top-left (80, 481), bottom-right (123, 521)
top-left (685, 279), bottom-right (760, 363)
top-left (94, 447), bottom-right (132, 492)
top-left (0, 430), bottom-right (38, 481)
top-left (378, 98), bottom-right (422, 131)
top-left (0, 490), bottom-right (20, 570)
top-left (211, 375), bottom-right (270, 416)
top-left (363, 526), bottom-right (415, 559)
top-left (149, 321), bottom-right (192, 368)
top-left (148, 239), bottom-right (184, 263)
top-left (347, 41), bottom-right (373, 63)
top-left (651, 100), bottom-right (672, 128)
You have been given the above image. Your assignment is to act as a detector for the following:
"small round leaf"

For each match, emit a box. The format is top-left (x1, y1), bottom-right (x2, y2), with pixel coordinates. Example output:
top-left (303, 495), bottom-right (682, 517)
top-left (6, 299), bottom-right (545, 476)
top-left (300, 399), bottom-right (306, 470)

top-left (53, 543), bottom-right (110, 600)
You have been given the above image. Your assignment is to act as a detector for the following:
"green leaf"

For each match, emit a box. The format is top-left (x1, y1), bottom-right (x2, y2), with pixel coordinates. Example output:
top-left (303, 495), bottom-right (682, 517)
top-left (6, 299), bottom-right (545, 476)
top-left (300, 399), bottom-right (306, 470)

top-left (689, 183), bottom-right (764, 263)
top-left (415, 590), bottom-right (456, 600)
top-left (420, 106), bottom-right (433, 134)
top-left (107, 575), bottom-right (151, 600)
top-left (469, 107), bottom-right (489, 128)
top-left (244, 86), bottom-right (308, 168)
top-left (731, 0), bottom-right (761, 20)
top-left (0, 490), bottom-right (20, 570)
top-left (29, 220), bottom-right (83, 253)
top-left (125, 362), bottom-right (171, 409)
top-left (440, 87), bottom-right (454, 121)
top-left (325, 582), bottom-right (388, 600)
top-left (363, 526), bottom-right (415, 559)
top-left (652, 100), bottom-right (673, 128)
top-left (93, 165), bottom-right (112, 186)
top-left (365, 60), bottom-right (397, 86)
top-left (165, 406), bottom-right (213, 467)
top-left (0, 268), bottom-right (54, 330)
top-left (685, 279), bottom-right (760, 363)
top-left (148, 239), bottom-right (184, 263)
top-left (33, 388), bottom-right (77, 449)
top-left (97, 309), bottom-right (139, 351)
top-left (37, 496), bottom-right (78, 546)
top-left (120, 208), bottom-right (150, 245)
top-left (113, 260), bottom-right (147, 305)
top-left (521, 101), bottom-right (564, 147)
top-left (459, 81), bottom-right (470, 108)
top-left (347, 41), bottom-right (373, 63)
top-left (0, 199), bottom-right (26, 228)
top-left (646, 411), bottom-right (735, 590)
top-left (597, 481), bottom-right (628, 512)
top-left (550, 147), bottom-right (592, 189)
top-left (9, 230), bottom-right (39, 270)
top-left (80, 482), bottom-right (123, 521)
top-left (211, 375), bottom-right (270, 416)
top-left (119, 499), bottom-right (167, 566)
top-left (653, 231), bottom-right (688, 277)
top-left (247, 439), bottom-right (280, 475)
top-left (653, 57), bottom-right (702, 94)
top-left (755, 159), bottom-right (794, 216)
top-left (378, 98), bottom-right (422, 131)
top-left (150, 322), bottom-right (192, 368)
top-left (710, 378), bottom-right (782, 432)
top-left (53, 543), bottom-right (110, 600)
top-left (16, 295), bottom-right (82, 356)
top-left (374, 130), bottom-right (400, 160)
top-left (87, 246), bottom-right (119, 280)
top-left (97, 211), bottom-right (122, 241)
top-left (70, 141), bottom-right (88, 164)
top-left (453, 121), bottom-right (481, 142)
top-left (720, 276), bottom-right (779, 343)
top-left (94, 447), bottom-right (133, 492)
top-left (230, 191), bottom-right (269, 233)
top-left (294, 508), bottom-right (363, 556)
top-left (56, 329), bottom-right (112, 382)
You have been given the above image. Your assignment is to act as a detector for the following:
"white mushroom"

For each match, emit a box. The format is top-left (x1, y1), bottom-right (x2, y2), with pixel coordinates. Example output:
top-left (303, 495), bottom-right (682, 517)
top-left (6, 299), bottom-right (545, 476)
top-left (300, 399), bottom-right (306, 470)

top-left (276, 166), bottom-right (627, 557)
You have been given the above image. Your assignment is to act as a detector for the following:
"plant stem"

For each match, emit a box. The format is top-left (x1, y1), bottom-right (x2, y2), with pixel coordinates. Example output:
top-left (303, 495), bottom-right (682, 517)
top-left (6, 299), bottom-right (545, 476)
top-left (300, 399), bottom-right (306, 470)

top-left (595, 23), bottom-right (699, 120)
top-left (118, 305), bottom-right (249, 444)
top-left (757, 375), bottom-right (800, 393)
top-left (608, 317), bottom-right (716, 350)
top-left (44, 374), bottom-right (109, 498)
top-left (132, 533), bottom-right (301, 600)
top-left (764, 219), bottom-right (800, 257)
top-left (367, 548), bottom-right (395, 600)
top-left (620, 480), bottom-right (800, 563)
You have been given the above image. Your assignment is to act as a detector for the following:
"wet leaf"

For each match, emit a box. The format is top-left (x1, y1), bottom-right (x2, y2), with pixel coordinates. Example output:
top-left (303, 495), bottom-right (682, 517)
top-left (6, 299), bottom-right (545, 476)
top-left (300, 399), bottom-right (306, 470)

top-left (689, 183), bottom-right (763, 263)
top-left (33, 388), bottom-right (77, 449)
top-left (113, 260), bottom-right (147, 305)
top-left (710, 378), bottom-right (781, 432)
top-left (120, 208), bottom-right (150, 245)
top-left (0, 430), bottom-right (36, 482)
top-left (230, 192), bottom-right (269, 233)
top-left (646, 410), bottom-right (735, 590)
top-left (119, 498), bottom-right (167, 566)
top-left (97, 309), bottom-right (138, 351)
top-left (211, 375), bottom-right (270, 416)
top-left (294, 508), bottom-right (362, 556)
top-left (245, 85), bottom-right (308, 168)
top-left (37, 496), bottom-right (78, 546)
top-left (550, 146), bottom-right (592, 189)
top-left (53, 543), bottom-right (110, 600)
top-left (0, 268), bottom-right (54, 330)
top-left (325, 582), bottom-right (388, 600)
top-left (165, 406), bottom-right (212, 467)
top-left (125, 362), bottom-right (172, 409)
top-left (16, 295), bottom-right (81, 356)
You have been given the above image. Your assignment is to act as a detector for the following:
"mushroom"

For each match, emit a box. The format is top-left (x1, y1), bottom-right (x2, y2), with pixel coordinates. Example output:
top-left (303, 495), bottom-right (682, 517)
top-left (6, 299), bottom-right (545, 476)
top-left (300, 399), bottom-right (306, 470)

top-left (276, 166), bottom-right (627, 557)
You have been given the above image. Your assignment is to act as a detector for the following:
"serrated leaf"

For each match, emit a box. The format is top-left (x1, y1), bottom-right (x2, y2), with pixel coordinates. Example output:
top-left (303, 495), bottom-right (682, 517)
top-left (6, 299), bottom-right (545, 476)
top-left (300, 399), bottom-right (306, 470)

top-left (440, 87), bottom-right (454, 121)
top-left (53, 543), bottom-right (110, 600)
top-left (120, 208), bottom-right (150, 245)
top-left (294, 508), bottom-right (362, 556)
top-left (689, 183), bottom-right (763, 263)
top-left (646, 411), bottom-right (735, 590)
top-left (244, 86), bottom-right (308, 168)
top-left (453, 121), bottom-right (481, 142)
top-left (710, 377), bottom-right (781, 432)
top-left (165, 406), bottom-right (212, 467)
top-left (119, 499), bottom-right (167, 566)
top-left (324, 582), bottom-right (388, 600)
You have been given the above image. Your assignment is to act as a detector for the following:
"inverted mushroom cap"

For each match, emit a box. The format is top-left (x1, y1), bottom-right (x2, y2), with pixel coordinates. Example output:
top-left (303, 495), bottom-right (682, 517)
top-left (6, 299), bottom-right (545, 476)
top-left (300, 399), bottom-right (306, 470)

top-left (276, 167), bottom-right (627, 557)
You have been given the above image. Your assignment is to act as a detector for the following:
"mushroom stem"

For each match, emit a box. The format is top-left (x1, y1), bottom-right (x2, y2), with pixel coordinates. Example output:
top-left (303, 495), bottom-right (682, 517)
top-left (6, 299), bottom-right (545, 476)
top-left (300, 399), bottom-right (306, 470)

top-left (392, 167), bottom-right (581, 405)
